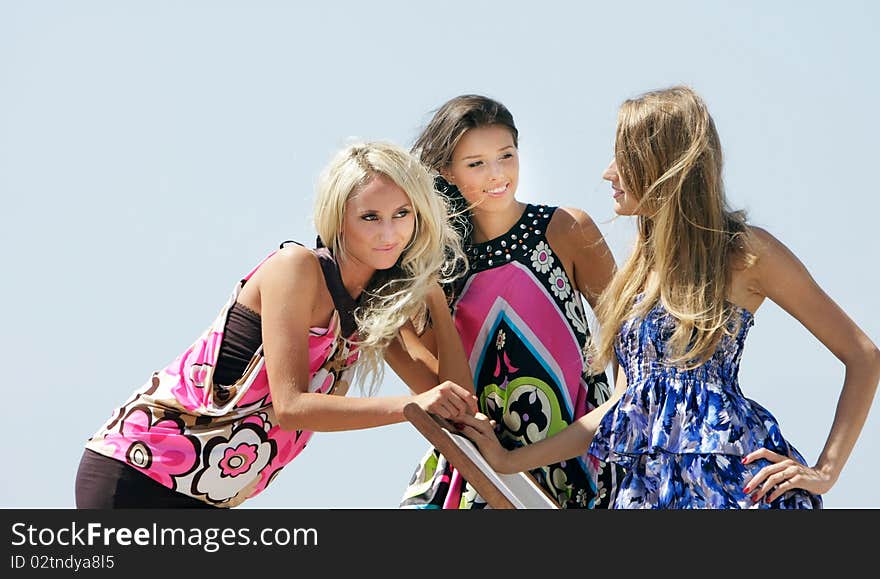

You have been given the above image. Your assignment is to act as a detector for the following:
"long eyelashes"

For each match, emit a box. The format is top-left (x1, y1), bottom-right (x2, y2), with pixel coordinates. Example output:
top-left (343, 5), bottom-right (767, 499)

top-left (467, 153), bottom-right (515, 169)
top-left (360, 210), bottom-right (411, 221)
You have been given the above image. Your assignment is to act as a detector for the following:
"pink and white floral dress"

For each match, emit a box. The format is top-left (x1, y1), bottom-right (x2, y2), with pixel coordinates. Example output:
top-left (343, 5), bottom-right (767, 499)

top-left (85, 243), bottom-right (359, 507)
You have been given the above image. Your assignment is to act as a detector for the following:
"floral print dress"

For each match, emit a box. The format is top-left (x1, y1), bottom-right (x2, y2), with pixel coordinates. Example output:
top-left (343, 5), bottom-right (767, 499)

top-left (84, 242), bottom-right (360, 507)
top-left (588, 296), bottom-right (822, 509)
top-left (400, 204), bottom-right (622, 509)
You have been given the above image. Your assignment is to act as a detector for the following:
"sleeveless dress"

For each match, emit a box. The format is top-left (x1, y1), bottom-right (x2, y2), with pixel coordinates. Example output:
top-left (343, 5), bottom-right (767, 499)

top-left (84, 241), bottom-right (360, 508)
top-left (588, 296), bottom-right (823, 509)
top-left (400, 203), bottom-right (623, 509)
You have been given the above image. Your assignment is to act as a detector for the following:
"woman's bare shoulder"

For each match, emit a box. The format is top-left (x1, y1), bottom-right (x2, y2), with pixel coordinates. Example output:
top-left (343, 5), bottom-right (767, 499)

top-left (252, 243), bottom-right (322, 290)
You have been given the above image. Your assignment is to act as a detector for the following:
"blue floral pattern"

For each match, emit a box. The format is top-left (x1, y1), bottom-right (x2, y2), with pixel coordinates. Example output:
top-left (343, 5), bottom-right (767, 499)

top-left (589, 298), bottom-right (822, 509)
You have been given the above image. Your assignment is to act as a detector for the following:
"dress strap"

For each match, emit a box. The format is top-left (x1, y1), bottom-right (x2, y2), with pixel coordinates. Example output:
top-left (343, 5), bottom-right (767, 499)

top-left (314, 237), bottom-right (359, 338)
top-left (276, 238), bottom-right (358, 338)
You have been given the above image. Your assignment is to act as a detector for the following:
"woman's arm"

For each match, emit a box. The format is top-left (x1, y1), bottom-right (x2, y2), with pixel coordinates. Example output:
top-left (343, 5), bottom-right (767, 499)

top-left (458, 369), bottom-right (629, 473)
top-left (258, 247), bottom-right (476, 433)
top-left (743, 227), bottom-right (880, 502)
top-left (384, 283), bottom-right (476, 394)
top-left (548, 207), bottom-right (617, 310)
top-left (548, 206), bottom-right (621, 382)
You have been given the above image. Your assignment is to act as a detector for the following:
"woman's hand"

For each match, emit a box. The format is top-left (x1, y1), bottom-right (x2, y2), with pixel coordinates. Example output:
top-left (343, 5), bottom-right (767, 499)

top-left (455, 413), bottom-right (512, 473)
top-left (412, 380), bottom-right (477, 420)
top-left (742, 447), bottom-right (835, 504)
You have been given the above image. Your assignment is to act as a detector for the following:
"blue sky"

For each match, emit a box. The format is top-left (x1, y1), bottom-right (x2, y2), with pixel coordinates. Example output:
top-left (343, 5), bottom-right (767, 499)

top-left (2, 1), bottom-right (877, 508)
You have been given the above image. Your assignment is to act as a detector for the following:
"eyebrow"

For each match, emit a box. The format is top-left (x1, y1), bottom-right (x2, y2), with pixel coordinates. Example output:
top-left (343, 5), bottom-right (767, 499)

top-left (358, 203), bottom-right (413, 213)
top-left (459, 145), bottom-right (516, 161)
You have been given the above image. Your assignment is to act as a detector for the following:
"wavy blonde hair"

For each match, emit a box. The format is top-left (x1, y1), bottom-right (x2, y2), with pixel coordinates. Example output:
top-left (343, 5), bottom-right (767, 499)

top-left (593, 86), bottom-right (753, 370)
top-left (313, 141), bottom-right (466, 394)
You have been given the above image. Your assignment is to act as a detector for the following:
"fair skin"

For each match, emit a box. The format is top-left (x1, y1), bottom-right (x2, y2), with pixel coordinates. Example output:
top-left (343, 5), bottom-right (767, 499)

top-left (461, 159), bottom-right (880, 504)
top-left (440, 124), bottom-right (523, 243)
top-left (236, 173), bottom-right (477, 432)
top-left (410, 124), bottom-right (620, 385)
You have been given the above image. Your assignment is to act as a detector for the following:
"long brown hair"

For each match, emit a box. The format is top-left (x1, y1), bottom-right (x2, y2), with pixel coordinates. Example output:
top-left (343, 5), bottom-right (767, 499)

top-left (593, 86), bottom-right (753, 369)
top-left (413, 94), bottom-right (519, 169)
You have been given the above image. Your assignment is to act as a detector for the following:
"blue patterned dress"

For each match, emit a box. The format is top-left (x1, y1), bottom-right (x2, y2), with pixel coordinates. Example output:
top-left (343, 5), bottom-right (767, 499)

top-left (588, 297), bottom-right (823, 509)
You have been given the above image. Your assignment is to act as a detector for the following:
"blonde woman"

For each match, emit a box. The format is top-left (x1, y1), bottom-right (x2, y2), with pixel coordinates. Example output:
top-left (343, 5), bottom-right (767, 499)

top-left (76, 141), bottom-right (477, 508)
top-left (459, 86), bottom-right (880, 509)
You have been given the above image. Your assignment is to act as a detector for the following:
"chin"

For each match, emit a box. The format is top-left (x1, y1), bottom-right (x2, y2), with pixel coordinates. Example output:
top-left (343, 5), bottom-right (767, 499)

top-left (374, 255), bottom-right (403, 270)
top-left (613, 201), bottom-right (637, 216)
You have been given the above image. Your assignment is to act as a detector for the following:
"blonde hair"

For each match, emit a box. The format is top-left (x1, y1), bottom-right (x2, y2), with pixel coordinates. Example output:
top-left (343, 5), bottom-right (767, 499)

top-left (313, 141), bottom-right (466, 394)
top-left (593, 86), bottom-right (753, 369)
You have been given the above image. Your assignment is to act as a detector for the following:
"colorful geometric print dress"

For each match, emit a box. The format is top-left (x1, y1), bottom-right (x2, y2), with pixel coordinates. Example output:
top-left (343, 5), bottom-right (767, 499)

top-left (588, 296), bottom-right (823, 509)
top-left (84, 241), bottom-right (360, 508)
top-left (400, 203), bottom-right (623, 509)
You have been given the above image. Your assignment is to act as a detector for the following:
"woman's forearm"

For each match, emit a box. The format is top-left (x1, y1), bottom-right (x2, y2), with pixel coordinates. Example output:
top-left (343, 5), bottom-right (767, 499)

top-left (503, 389), bottom-right (624, 473)
top-left (814, 349), bottom-right (880, 483)
top-left (429, 295), bottom-right (475, 391)
top-left (276, 391), bottom-right (411, 432)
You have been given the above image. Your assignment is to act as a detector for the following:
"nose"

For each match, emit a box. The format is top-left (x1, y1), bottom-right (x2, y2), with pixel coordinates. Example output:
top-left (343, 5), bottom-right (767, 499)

top-left (488, 160), bottom-right (504, 180)
top-left (378, 219), bottom-right (405, 246)
top-left (377, 221), bottom-right (393, 243)
top-left (602, 159), bottom-right (618, 183)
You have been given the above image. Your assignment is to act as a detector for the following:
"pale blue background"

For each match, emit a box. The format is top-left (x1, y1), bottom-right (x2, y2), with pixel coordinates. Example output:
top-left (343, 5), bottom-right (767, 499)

top-left (2, 1), bottom-right (877, 508)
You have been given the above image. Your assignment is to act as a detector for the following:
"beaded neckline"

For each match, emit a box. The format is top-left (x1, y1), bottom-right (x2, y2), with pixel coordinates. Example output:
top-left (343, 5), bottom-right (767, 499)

top-left (466, 203), bottom-right (551, 267)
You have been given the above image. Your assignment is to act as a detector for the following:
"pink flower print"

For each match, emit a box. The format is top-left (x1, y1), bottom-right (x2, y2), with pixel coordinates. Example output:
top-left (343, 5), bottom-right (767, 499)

top-left (254, 424), bottom-right (311, 497)
top-left (238, 371), bottom-right (271, 407)
top-left (530, 241), bottom-right (555, 274)
top-left (548, 267), bottom-right (571, 300)
top-left (190, 363), bottom-right (209, 388)
top-left (163, 331), bottom-right (225, 411)
top-left (165, 344), bottom-right (211, 412)
top-left (104, 407), bottom-right (199, 489)
top-left (193, 424), bottom-right (274, 504)
top-left (495, 329), bottom-right (506, 350)
top-left (241, 411), bottom-right (271, 431)
top-left (308, 369), bottom-right (336, 394)
top-left (219, 443), bottom-right (259, 477)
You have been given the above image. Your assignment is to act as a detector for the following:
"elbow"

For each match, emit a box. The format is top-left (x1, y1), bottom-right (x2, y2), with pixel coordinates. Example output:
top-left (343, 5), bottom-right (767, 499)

top-left (848, 341), bottom-right (880, 390)
top-left (870, 344), bottom-right (880, 384)
top-left (841, 338), bottom-right (880, 377)
top-left (860, 338), bottom-right (880, 376)
top-left (275, 410), bottom-right (302, 432)
top-left (274, 399), bottom-right (308, 432)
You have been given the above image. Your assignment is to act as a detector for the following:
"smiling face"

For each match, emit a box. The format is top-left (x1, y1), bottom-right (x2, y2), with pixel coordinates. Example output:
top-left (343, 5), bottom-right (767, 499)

top-left (603, 159), bottom-right (641, 216)
top-left (440, 124), bottom-right (519, 214)
top-left (341, 173), bottom-right (416, 273)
